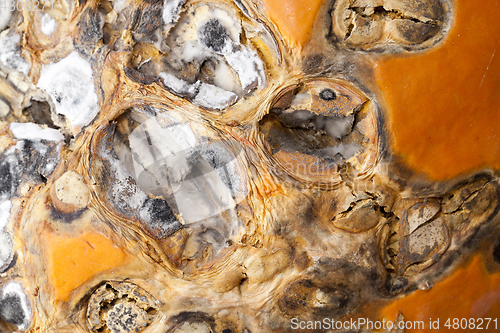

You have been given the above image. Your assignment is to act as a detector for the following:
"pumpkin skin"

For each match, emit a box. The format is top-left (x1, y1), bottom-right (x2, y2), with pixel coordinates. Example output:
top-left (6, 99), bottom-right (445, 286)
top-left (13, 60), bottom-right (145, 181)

top-left (0, 0), bottom-right (498, 332)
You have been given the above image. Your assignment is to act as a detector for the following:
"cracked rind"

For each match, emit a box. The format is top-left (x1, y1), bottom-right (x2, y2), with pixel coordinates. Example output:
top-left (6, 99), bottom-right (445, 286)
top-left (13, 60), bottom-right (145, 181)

top-left (329, 0), bottom-right (452, 52)
top-left (258, 78), bottom-right (379, 186)
top-left (87, 282), bottom-right (158, 332)
top-left (381, 174), bottom-right (500, 281)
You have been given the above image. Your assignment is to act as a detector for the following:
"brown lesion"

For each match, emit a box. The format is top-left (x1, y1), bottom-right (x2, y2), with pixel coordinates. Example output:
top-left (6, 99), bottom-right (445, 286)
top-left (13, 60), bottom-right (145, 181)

top-left (329, 0), bottom-right (450, 51)
top-left (277, 258), bottom-right (382, 319)
top-left (332, 199), bottom-right (384, 233)
top-left (0, 319), bottom-right (17, 333)
top-left (381, 174), bottom-right (500, 281)
top-left (258, 79), bottom-right (378, 186)
top-left (86, 281), bottom-right (159, 333)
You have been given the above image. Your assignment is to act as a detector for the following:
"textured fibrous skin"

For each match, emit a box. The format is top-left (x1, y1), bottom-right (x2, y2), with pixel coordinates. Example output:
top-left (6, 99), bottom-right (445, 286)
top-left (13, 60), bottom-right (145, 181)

top-left (0, 0), bottom-right (499, 332)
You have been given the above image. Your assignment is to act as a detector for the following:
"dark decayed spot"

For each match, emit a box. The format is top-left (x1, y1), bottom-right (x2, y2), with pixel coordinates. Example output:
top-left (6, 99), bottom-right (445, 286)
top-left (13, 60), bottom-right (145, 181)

top-left (2, 253), bottom-right (17, 273)
top-left (0, 294), bottom-right (25, 326)
top-left (50, 207), bottom-right (85, 224)
top-left (493, 238), bottom-right (500, 264)
top-left (141, 198), bottom-right (182, 239)
top-left (259, 111), bottom-right (356, 162)
top-left (74, 7), bottom-right (104, 56)
top-left (21, 140), bottom-right (60, 181)
top-left (319, 88), bottom-right (337, 101)
top-left (302, 54), bottom-right (325, 74)
top-left (22, 100), bottom-right (58, 129)
top-left (0, 139), bottom-right (60, 200)
top-left (0, 160), bottom-right (16, 198)
top-left (135, 4), bottom-right (163, 35)
top-left (145, 199), bottom-right (177, 224)
top-left (199, 19), bottom-right (230, 53)
top-left (165, 312), bottom-right (215, 333)
top-left (124, 66), bottom-right (160, 85)
top-left (107, 303), bottom-right (139, 332)
top-left (191, 146), bottom-right (238, 196)
top-left (396, 21), bottom-right (441, 45)
top-left (384, 276), bottom-right (408, 296)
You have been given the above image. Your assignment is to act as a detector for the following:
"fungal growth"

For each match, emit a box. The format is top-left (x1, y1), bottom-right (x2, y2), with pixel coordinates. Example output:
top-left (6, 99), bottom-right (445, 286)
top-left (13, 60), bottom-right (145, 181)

top-left (87, 282), bottom-right (158, 333)
top-left (159, 4), bottom-right (267, 110)
top-left (0, 283), bottom-right (32, 330)
top-left (37, 51), bottom-right (99, 133)
top-left (0, 6), bottom-right (12, 32)
top-left (259, 79), bottom-right (378, 184)
top-left (0, 201), bottom-right (13, 273)
top-left (0, 0), bottom-right (498, 332)
top-left (126, 1), bottom-right (269, 111)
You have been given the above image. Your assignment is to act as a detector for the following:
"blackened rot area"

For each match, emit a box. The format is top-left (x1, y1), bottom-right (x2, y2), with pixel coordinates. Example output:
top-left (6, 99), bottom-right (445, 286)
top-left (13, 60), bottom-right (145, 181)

top-left (199, 19), bottom-right (230, 53)
top-left (320, 89), bottom-right (337, 101)
top-left (0, 294), bottom-right (25, 326)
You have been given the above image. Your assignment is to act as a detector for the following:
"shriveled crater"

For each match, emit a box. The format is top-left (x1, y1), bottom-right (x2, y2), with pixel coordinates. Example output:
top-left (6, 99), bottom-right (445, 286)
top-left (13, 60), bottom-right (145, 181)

top-left (329, 0), bottom-right (452, 51)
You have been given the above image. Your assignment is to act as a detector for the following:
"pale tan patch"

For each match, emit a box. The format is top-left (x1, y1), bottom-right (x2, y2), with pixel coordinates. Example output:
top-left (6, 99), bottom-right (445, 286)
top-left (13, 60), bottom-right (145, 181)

top-left (51, 171), bottom-right (91, 213)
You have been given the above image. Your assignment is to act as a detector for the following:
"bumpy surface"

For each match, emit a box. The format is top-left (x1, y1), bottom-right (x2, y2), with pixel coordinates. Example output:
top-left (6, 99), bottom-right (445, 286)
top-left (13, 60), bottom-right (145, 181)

top-left (0, 0), bottom-right (499, 332)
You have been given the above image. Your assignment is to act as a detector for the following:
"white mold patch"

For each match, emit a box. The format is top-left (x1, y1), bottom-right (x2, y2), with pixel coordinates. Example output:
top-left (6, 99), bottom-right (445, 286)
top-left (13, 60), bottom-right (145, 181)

top-left (163, 0), bottom-right (187, 25)
top-left (101, 140), bottom-right (148, 212)
top-left (0, 230), bottom-right (12, 272)
top-left (224, 46), bottom-right (265, 92)
top-left (0, 200), bottom-right (12, 230)
top-left (0, 200), bottom-right (13, 272)
top-left (9, 122), bottom-right (64, 142)
top-left (127, 118), bottom-right (245, 223)
top-left (324, 142), bottom-right (361, 160)
top-left (40, 13), bottom-right (57, 35)
top-left (99, 112), bottom-right (184, 236)
top-left (196, 13), bottom-right (266, 92)
top-left (120, 115), bottom-right (198, 189)
top-left (193, 83), bottom-right (238, 110)
top-left (112, 0), bottom-right (129, 13)
top-left (159, 74), bottom-right (238, 110)
top-left (0, 33), bottom-right (30, 75)
top-left (0, 282), bottom-right (32, 330)
top-left (161, 4), bottom-right (266, 110)
top-left (158, 72), bottom-right (199, 96)
top-left (0, 6), bottom-right (12, 32)
top-left (111, 110), bottom-right (247, 226)
top-left (0, 139), bottom-right (62, 203)
top-left (37, 51), bottom-right (99, 134)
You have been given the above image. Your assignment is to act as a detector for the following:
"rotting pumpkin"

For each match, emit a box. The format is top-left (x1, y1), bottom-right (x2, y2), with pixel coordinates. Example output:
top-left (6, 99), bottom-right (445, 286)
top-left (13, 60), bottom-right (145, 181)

top-left (0, 0), bottom-right (499, 332)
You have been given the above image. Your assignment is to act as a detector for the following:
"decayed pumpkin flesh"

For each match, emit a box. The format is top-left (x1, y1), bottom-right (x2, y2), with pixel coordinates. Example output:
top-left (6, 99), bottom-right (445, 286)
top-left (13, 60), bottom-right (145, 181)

top-left (0, 0), bottom-right (499, 331)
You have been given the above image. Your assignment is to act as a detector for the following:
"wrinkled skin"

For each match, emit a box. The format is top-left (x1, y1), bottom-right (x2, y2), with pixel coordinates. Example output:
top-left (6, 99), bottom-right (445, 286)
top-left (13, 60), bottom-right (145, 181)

top-left (0, 0), bottom-right (498, 332)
